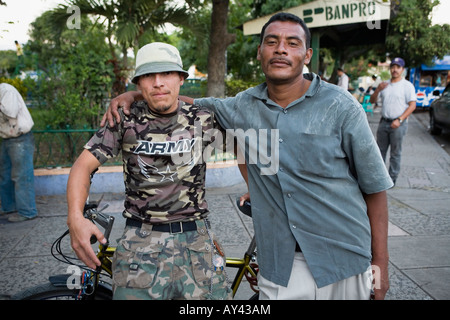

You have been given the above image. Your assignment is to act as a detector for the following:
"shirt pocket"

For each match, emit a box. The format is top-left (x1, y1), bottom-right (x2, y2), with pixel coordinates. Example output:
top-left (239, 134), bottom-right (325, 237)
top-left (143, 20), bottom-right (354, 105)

top-left (295, 133), bottom-right (344, 177)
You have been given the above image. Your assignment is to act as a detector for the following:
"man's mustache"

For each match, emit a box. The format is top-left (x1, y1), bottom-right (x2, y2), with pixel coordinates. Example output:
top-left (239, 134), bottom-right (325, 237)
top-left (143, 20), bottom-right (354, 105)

top-left (269, 57), bottom-right (292, 65)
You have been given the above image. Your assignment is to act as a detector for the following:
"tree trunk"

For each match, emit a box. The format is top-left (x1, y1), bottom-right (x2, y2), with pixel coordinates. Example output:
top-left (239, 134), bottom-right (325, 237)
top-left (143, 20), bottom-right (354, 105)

top-left (206, 0), bottom-right (236, 98)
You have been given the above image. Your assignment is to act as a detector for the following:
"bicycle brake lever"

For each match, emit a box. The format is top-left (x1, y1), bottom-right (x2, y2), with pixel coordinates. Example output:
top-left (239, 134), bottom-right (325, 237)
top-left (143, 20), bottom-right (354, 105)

top-left (97, 204), bottom-right (109, 213)
top-left (102, 215), bottom-right (115, 243)
top-left (89, 215), bottom-right (114, 244)
top-left (92, 212), bottom-right (115, 244)
top-left (85, 209), bottom-right (115, 244)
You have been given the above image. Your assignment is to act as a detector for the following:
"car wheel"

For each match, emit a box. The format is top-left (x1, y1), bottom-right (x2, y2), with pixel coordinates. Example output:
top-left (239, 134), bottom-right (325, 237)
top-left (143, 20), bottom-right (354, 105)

top-left (429, 109), bottom-right (442, 135)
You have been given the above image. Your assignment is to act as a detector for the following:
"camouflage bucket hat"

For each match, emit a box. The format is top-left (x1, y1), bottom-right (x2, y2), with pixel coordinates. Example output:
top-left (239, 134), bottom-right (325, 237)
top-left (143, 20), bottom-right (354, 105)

top-left (132, 42), bottom-right (189, 84)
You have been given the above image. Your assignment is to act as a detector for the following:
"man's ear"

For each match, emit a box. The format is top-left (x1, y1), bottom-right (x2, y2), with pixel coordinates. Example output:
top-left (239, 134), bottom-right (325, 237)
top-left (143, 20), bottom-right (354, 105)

top-left (180, 73), bottom-right (185, 86)
top-left (256, 45), bottom-right (262, 61)
top-left (136, 79), bottom-right (141, 92)
top-left (304, 48), bottom-right (313, 65)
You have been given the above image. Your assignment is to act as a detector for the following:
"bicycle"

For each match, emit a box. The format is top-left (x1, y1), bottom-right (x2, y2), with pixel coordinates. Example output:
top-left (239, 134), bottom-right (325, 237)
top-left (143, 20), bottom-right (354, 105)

top-left (13, 196), bottom-right (259, 300)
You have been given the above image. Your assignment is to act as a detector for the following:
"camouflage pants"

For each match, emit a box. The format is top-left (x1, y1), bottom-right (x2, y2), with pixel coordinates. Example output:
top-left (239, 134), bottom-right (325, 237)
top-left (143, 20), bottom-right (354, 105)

top-left (112, 219), bottom-right (232, 300)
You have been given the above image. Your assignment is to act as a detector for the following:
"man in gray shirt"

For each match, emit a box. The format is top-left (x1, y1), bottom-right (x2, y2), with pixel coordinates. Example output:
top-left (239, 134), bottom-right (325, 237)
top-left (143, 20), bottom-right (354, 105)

top-left (103, 13), bottom-right (393, 300)
top-left (370, 57), bottom-right (416, 184)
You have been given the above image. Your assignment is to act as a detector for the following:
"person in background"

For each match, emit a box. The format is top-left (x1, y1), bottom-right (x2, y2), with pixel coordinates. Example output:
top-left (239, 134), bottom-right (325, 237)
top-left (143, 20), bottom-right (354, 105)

top-left (337, 67), bottom-right (349, 90)
top-left (370, 57), bottom-right (416, 185)
top-left (371, 74), bottom-right (382, 89)
top-left (366, 74), bottom-right (381, 94)
top-left (0, 82), bottom-right (37, 222)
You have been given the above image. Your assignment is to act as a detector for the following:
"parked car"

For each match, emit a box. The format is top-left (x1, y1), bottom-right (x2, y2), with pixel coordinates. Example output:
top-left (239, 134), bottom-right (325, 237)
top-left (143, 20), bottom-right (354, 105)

top-left (429, 83), bottom-right (450, 135)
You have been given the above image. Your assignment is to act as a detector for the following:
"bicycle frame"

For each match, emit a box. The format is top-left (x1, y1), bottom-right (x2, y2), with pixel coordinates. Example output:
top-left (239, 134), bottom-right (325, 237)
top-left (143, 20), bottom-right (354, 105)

top-left (97, 244), bottom-right (114, 277)
top-left (225, 236), bottom-right (258, 297)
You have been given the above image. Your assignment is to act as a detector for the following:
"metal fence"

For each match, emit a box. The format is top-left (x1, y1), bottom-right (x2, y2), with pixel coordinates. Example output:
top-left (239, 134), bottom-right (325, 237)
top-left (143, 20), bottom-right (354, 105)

top-left (32, 127), bottom-right (112, 168)
top-left (32, 128), bottom-right (234, 169)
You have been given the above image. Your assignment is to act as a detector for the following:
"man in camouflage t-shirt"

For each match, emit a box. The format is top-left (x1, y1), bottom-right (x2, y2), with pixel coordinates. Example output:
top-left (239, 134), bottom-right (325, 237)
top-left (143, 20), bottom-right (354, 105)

top-left (67, 42), bottom-right (231, 300)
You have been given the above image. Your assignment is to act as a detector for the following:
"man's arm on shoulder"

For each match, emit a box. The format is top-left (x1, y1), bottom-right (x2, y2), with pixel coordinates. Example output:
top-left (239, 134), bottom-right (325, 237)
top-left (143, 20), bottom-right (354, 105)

top-left (179, 95), bottom-right (194, 105)
top-left (101, 91), bottom-right (143, 128)
top-left (67, 149), bottom-right (106, 269)
top-left (101, 92), bottom-right (197, 127)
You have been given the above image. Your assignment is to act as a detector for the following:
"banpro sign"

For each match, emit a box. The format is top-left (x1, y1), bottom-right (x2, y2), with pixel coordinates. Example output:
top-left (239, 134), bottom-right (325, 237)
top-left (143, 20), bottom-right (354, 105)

top-left (243, 0), bottom-right (391, 35)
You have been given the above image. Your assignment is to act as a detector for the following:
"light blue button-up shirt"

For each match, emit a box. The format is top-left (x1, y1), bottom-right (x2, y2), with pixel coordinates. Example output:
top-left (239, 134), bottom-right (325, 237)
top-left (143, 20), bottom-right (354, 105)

top-left (195, 73), bottom-right (393, 287)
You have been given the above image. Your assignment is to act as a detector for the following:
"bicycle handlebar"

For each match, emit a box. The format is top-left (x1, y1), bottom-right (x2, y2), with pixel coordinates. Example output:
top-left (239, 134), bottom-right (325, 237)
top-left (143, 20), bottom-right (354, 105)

top-left (83, 169), bottom-right (115, 244)
top-left (236, 198), bottom-right (252, 217)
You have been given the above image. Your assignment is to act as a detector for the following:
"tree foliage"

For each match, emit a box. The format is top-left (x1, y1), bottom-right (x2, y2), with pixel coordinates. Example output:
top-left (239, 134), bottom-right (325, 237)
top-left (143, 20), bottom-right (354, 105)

top-left (386, 0), bottom-right (450, 66)
top-left (32, 46), bottom-right (114, 129)
top-left (178, 0), bottom-right (310, 83)
top-left (46, 0), bottom-right (196, 94)
top-left (26, 15), bottom-right (114, 129)
top-left (0, 50), bottom-right (17, 76)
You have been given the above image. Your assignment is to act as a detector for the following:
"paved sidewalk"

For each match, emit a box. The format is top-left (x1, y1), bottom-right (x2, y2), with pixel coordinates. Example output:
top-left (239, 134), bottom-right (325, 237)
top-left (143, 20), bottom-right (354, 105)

top-left (0, 110), bottom-right (449, 300)
top-left (367, 110), bottom-right (450, 300)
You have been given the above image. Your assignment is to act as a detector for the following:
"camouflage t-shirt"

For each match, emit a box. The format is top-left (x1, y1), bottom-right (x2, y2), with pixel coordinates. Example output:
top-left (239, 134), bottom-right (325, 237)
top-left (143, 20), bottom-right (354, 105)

top-left (85, 100), bottom-right (224, 224)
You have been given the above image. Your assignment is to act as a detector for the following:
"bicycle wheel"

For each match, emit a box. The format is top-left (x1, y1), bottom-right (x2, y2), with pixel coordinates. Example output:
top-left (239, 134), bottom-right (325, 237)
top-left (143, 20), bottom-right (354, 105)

top-left (13, 282), bottom-right (112, 300)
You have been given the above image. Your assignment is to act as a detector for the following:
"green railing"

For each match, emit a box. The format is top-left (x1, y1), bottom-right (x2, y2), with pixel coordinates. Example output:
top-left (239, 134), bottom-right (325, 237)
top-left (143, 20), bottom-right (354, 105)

top-left (32, 127), bottom-right (116, 168)
top-left (32, 128), bottom-right (234, 169)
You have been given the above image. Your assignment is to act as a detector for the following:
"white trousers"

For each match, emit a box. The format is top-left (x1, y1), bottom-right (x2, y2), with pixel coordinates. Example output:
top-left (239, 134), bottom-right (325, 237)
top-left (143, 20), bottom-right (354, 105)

top-left (258, 252), bottom-right (372, 300)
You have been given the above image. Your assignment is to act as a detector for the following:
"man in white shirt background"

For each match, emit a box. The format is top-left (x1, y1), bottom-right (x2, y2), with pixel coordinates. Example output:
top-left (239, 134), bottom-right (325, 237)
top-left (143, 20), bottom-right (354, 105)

top-left (337, 67), bottom-right (349, 90)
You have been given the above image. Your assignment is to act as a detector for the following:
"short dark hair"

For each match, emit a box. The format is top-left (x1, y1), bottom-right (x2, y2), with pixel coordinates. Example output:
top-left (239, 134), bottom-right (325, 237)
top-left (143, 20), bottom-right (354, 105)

top-left (259, 12), bottom-right (311, 49)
